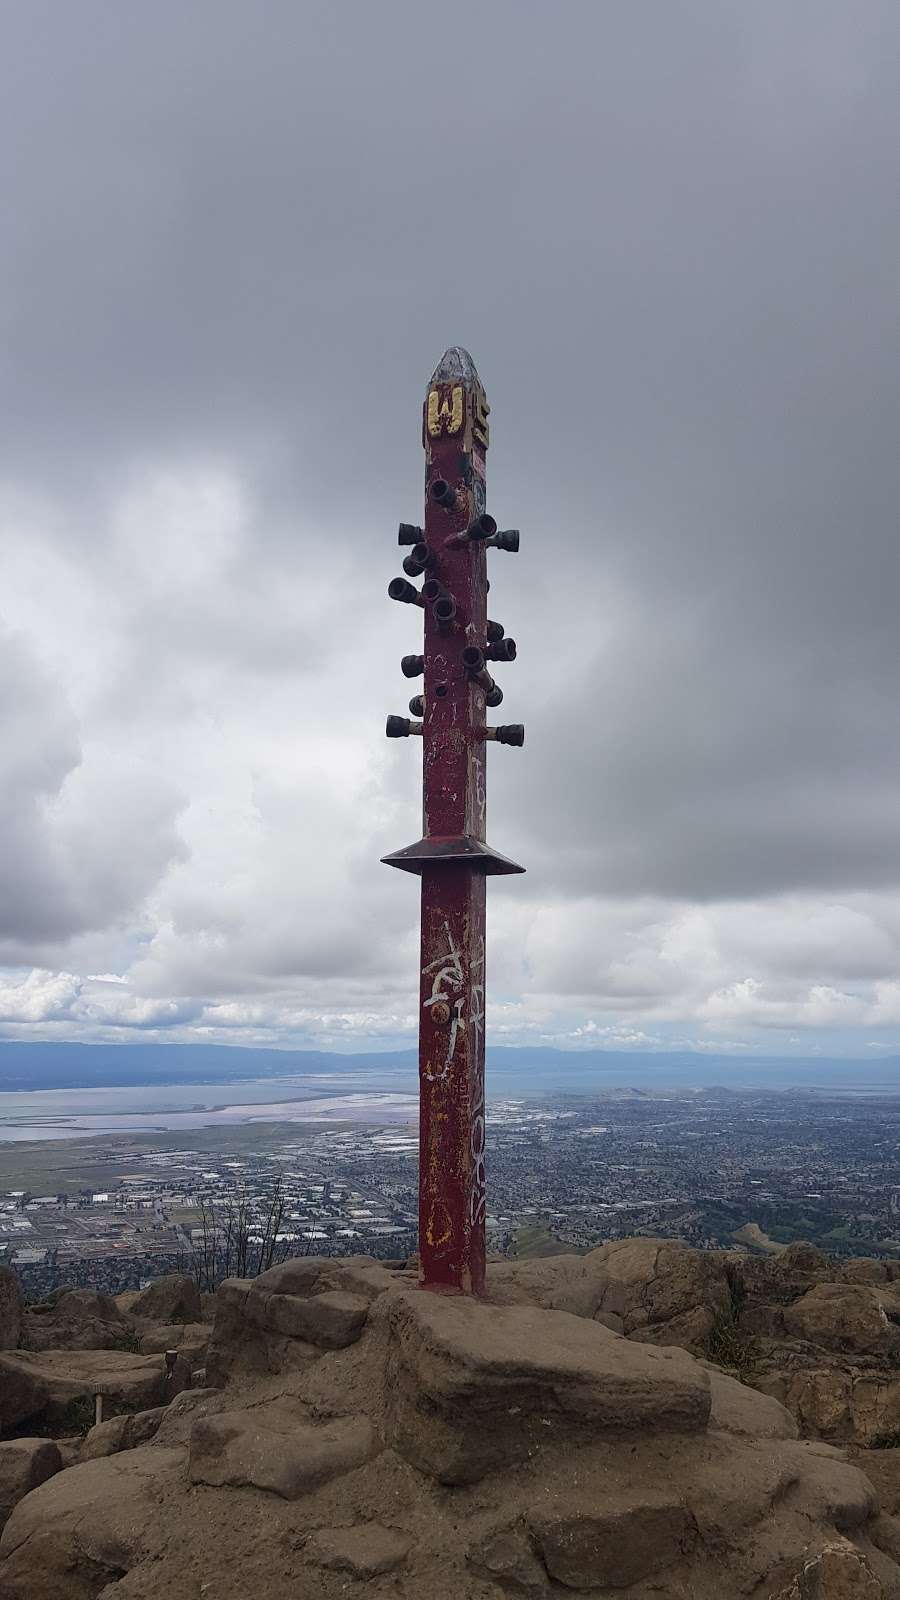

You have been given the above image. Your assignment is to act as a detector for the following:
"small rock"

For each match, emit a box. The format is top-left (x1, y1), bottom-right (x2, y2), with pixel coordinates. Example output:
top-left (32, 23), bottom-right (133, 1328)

top-left (152, 1387), bottom-right (225, 1446)
top-left (262, 1290), bottom-right (369, 1349)
top-left (774, 1536), bottom-right (883, 1598)
top-left (81, 1405), bottom-right (169, 1459)
top-left (304, 1523), bottom-right (411, 1577)
top-left (468, 1523), bottom-right (548, 1591)
top-left (80, 1415), bottom-right (132, 1460)
top-left (781, 1442), bottom-right (880, 1532)
top-left (139, 1321), bottom-right (210, 1361)
top-left (189, 1407), bottom-right (375, 1498)
top-left (593, 1311), bottom-right (624, 1334)
top-left (706, 1366), bottom-right (798, 1439)
top-left (870, 1512), bottom-right (900, 1564)
top-left (529, 1491), bottom-right (695, 1589)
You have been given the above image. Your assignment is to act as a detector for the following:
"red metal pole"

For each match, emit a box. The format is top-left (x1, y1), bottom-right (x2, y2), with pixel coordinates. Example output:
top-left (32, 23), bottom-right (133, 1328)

top-left (383, 348), bottom-right (524, 1294)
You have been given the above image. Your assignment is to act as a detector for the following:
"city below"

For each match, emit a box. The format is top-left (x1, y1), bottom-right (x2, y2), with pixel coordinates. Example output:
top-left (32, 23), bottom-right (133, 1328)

top-left (3, 1083), bottom-right (900, 1299)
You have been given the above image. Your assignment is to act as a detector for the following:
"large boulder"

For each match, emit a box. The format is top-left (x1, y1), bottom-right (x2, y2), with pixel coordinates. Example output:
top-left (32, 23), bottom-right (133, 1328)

top-left (785, 1285), bottom-right (894, 1357)
top-left (129, 1274), bottom-right (201, 1324)
top-left (0, 1440), bottom-right (61, 1530)
top-left (488, 1236), bottom-right (732, 1350)
top-left (79, 1387), bottom-right (227, 1460)
top-left (138, 1321), bottom-right (210, 1364)
top-left (0, 1347), bottom-right (190, 1433)
top-left (384, 1287), bottom-right (711, 1483)
top-left (206, 1257), bottom-right (385, 1385)
top-left (585, 1237), bottom-right (733, 1347)
top-left (21, 1288), bottom-right (130, 1353)
top-left (0, 1267), bottom-right (23, 1352)
top-left (844, 1261), bottom-right (900, 1288)
top-left (759, 1368), bottom-right (900, 1447)
top-left (0, 1445), bottom-right (185, 1599)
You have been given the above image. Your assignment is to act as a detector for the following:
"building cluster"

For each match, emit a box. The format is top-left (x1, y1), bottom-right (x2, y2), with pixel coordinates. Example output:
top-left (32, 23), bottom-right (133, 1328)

top-left (3, 1087), bottom-right (900, 1299)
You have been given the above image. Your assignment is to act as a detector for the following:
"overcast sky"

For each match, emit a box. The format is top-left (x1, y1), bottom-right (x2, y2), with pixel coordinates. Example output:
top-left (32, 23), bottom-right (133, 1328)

top-left (2, 1), bottom-right (900, 1059)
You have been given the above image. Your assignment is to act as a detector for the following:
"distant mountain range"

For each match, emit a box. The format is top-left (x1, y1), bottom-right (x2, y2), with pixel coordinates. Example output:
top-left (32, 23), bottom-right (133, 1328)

top-left (0, 1039), bottom-right (899, 1094)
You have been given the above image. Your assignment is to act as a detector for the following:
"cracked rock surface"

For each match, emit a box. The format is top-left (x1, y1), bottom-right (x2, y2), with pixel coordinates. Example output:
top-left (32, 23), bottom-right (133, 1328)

top-left (2, 1251), bottom-right (900, 1598)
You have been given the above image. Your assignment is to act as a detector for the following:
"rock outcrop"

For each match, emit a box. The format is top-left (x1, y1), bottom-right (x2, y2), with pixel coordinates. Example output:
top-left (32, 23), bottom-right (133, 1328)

top-left (0, 1347), bottom-right (191, 1432)
top-left (385, 1287), bottom-right (712, 1482)
top-left (128, 1273), bottom-right (202, 1325)
top-left (21, 1288), bottom-right (130, 1353)
top-left (487, 1238), bottom-right (900, 1450)
top-left (2, 1255), bottom-right (900, 1600)
top-left (205, 1256), bottom-right (395, 1384)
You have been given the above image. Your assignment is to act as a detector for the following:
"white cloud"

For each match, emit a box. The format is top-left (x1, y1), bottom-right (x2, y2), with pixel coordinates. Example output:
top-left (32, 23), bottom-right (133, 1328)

top-left (3, 6), bottom-right (900, 1060)
top-left (0, 970), bottom-right (81, 1024)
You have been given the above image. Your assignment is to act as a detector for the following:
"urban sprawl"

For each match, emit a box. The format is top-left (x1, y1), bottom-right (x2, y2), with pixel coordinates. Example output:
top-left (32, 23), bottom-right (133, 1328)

top-left (4, 1088), bottom-right (900, 1300)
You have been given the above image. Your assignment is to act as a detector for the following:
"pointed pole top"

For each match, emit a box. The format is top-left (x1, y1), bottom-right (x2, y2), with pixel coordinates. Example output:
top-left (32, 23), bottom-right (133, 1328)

top-left (427, 346), bottom-right (483, 392)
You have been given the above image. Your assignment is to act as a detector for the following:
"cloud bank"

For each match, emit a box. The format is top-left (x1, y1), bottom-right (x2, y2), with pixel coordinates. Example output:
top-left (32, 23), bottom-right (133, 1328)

top-left (2, 2), bottom-right (900, 1058)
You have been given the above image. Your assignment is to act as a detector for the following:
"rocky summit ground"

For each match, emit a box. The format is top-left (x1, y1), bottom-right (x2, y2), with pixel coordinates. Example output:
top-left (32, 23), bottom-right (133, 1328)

top-left (4, 1242), bottom-right (900, 1597)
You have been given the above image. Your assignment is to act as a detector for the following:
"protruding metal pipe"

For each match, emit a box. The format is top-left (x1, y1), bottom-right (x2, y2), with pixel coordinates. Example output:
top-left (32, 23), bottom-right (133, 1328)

top-left (402, 541), bottom-right (435, 577)
top-left (485, 638), bottom-right (517, 663)
top-left (401, 654), bottom-right (424, 678)
top-left (408, 694), bottom-right (425, 718)
top-left (421, 577), bottom-right (447, 605)
top-left (486, 683), bottom-right (503, 707)
top-left (444, 513), bottom-right (497, 548)
top-left (485, 528), bottom-right (519, 553)
top-left (388, 577), bottom-right (425, 607)
top-left (462, 646), bottom-right (498, 696)
top-left (479, 723), bottom-right (525, 746)
top-left (467, 513), bottom-right (497, 541)
top-left (398, 522), bottom-right (423, 546)
top-left (430, 478), bottom-right (457, 510)
top-left (386, 715), bottom-right (423, 738)
top-left (486, 619), bottom-right (505, 642)
top-left (433, 593), bottom-right (457, 627)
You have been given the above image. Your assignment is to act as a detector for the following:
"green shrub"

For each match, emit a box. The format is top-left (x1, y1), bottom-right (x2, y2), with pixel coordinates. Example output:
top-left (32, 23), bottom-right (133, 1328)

top-left (109, 1328), bottom-right (142, 1354)
top-left (703, 1313), bottom-right (758, 1385)
top-left (58, 1395), bottom-right (97, 1437)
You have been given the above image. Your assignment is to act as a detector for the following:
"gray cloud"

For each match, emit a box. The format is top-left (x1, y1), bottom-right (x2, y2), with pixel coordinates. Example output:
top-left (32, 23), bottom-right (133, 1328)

top-left (2, 2), bottom-right (900, 1052)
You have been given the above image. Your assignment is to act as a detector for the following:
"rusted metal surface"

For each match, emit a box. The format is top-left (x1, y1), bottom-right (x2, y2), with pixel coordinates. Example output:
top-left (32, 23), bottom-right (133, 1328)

top-left (383, 348), bottom-right (523, 1295)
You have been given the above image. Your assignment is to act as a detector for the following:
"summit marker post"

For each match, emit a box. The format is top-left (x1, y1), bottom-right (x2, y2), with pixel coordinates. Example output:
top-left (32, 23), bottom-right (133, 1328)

top-left (383, 348), bottom-right (524, 1294)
